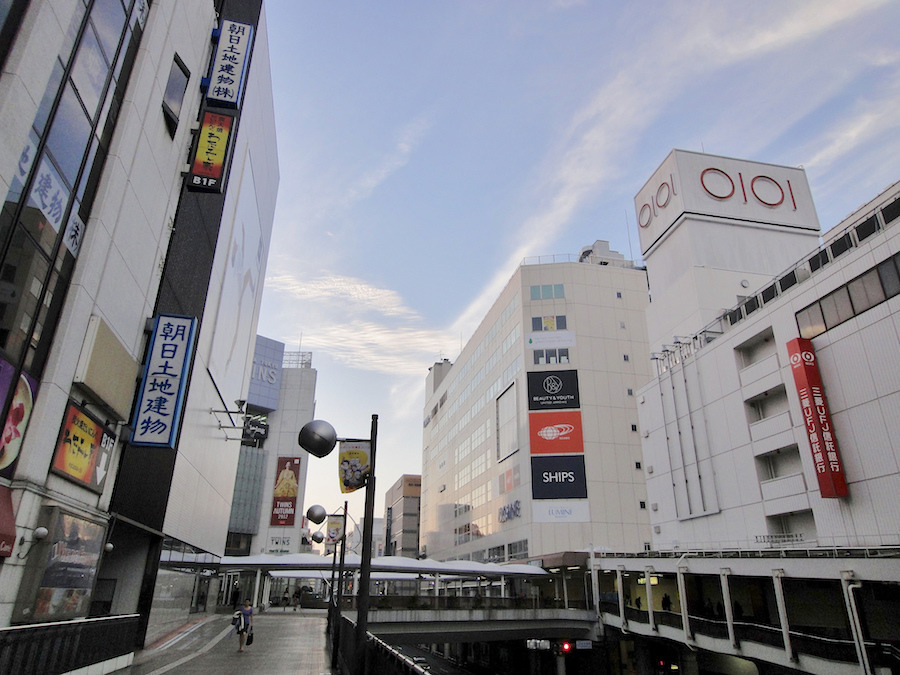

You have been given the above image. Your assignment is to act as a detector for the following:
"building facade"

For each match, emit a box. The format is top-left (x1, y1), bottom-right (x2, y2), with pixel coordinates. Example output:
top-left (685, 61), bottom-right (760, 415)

top-left (384, 473), bottom-right (421, 558)
top-left (0, 0), bottom-right (278, 653)
top-left (421, 241), bottom-right (653, 563)
top-left (226, 339), bottom-right (318, 558)
top-left (590, 152), bottom-right (900, 675)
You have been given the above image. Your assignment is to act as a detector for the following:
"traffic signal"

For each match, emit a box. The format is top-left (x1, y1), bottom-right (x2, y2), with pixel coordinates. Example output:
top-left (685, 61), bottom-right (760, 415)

top-left (554, 641), bottom-right (573, 656)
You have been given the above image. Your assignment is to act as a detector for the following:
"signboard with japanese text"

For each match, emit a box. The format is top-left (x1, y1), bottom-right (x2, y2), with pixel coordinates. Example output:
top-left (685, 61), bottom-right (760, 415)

top-left (51, 401), bottom-right (116, 493)
top-left (786, 338), bottom-right (848, 498)
top-left (130, 314), bottom-right (196, 448)
top-left (529, 410), bottom-right (584, 454)
top-left (527, 370), bottom-right (580, 410)
top-left (338, 441), bottom-right (371, 493)
top-left (188, 112), bottom-right (234, 192)
top-left (206, 20), bottom-right (253, 107)
top-left (271, 457), bottom-right (301, 526)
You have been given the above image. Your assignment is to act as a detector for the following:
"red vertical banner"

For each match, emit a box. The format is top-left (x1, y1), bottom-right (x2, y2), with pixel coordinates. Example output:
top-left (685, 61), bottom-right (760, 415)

top-left (786, 338), bottom-right (848, 498)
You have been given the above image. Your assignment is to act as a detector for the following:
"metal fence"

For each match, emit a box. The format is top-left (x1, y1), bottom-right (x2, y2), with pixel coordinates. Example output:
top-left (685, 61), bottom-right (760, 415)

top-left (0, 614), bottom-right (140, 675)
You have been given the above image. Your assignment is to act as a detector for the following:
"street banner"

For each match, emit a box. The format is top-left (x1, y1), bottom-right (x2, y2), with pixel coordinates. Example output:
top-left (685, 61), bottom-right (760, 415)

top-left (270, 457), bottom-right (301, 526)
top-left (338, 441), bottom-right (370, 493)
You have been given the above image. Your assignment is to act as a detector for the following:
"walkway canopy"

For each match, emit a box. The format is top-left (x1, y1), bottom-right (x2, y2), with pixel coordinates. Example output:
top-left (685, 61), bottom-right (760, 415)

top-left (219, 553), bottom-right (548, 580)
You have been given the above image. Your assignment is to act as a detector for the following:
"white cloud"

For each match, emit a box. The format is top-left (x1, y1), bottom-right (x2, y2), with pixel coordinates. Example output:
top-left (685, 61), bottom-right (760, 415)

top-left (265, 272), bottom-right (418, 319)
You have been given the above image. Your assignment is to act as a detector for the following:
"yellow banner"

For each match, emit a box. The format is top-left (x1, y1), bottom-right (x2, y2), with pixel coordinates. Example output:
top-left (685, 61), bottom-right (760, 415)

top-left (338, 441), bottom-right (370, 493)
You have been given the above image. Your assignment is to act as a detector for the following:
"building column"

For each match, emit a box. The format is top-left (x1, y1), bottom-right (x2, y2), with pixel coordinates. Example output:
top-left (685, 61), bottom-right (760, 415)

top-left (616, 566), bottom-right (628, 631)
top-left (840, 571), bottom-right (873, 675)
top-left (680, 648), bottom-right (700, 675)
top-left (252, 568), bottom-right (262, 608)
top-left (677, 564), bottom-right (692, 641)
top-left (645, 566), bottom-right (656, 631)
top-left (771, 569), bottom-right (795, 661)
top-left (719, 567), bottom-right (737, 647)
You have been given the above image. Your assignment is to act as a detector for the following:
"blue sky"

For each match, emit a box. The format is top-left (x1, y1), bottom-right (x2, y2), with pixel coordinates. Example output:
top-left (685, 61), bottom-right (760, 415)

top-left (255, 0), bottom-right (900, 529)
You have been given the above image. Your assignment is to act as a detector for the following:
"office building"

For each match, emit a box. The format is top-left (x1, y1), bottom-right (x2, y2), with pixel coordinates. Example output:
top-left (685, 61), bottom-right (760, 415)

top-left (421, 241), bottom-right (653, 563)
top-left (0, 0), bottom-right (278, 658)
top-left (384, 474), bottom-right (421, 558)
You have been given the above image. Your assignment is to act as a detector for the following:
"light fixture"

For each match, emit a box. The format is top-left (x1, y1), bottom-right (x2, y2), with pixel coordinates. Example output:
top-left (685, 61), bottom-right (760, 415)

top-left (17, 526), bottom-right (49, 558)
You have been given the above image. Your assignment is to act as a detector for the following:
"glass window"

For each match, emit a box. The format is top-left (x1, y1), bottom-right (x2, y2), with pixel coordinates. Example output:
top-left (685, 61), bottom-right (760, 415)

top-left (24, 153), bottom-right (70, 253)
top-left (533, 350), bottom-right (544, 365)
top-left (162, 55), bottom-right (190, 135)
top-left (46, 83), bottom-right (92, 186)
top-left (797, 303), bottom-right (826, 339)
top-left (820, 287), bottom-right (854, 329)
top-left (541, 284), bottom-right (552, 299)
top-left (90, 0), bottom-right (127, 62)
top-left (878, 258), bottom-right (900, 298)
top-left (847, 269), bottom-right (885, 314)
top-left (0, 230), bottom-right (50, 362)
top-left (530, 285), bottom-right (541, 300)
top-left (556, 315), bottom-right (566, 330)
top-left (531, 317), bottom-right (542, 332)
top-left (558, 348), bottom-right (569, 364)
top-left (882, 198), bottom-right (900, 227)
top-left (25, 269), bottom-right (66, 373)
top-left (71, 26), bottom-right (110, 119)
top-left (548, 349), bottom-right (558, 364)
top-left (34, 62), bottom-right (65, 135)
top-left (553, 284), bottom-right (564, 298)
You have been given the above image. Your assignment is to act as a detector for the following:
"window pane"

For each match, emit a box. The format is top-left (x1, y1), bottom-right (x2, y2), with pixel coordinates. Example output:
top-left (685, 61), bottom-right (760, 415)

top-left (34, 61), bottom-right (65, 134)
top-left (162, 56), bottom-right (190, 122)
top-left (71, 26), bottom-right (109, 119)
top-left (797, 304), bottom-right (825, 339)
top-left (531, 317), bottom-right (542, 332)
top-left (541, 285), bottom-right (552, 299)
top-left (533, 350), bottom-right (543, 365)
top-left (0, 229), bottom-right (50, 362)
top-left (530, 285), bottom-right (541, 300)
top-left (559, 348), bottom-right (569, 364)
top-left (24, 268), bottom-right (65, 373)
top-left (847, 269), bottom-right (885, 314)
top-left (556, 315), bottom-right (567, 330)
top-left (820, 287), bottom-right (853, 329)
top-left (25, 152), bottom-right (70, 253)
top-left (46, 83), bottom-right (91, 186)
top-left (553, 284), bottom-right (564, 298)
top-left (90, 0), bottom-right (126, 62)
top-left (878, 259), bottom-right (900, 298)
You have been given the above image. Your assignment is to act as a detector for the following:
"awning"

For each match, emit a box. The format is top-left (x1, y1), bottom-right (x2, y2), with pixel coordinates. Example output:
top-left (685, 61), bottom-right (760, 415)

top-left (0, 485), bottom-right (18, 557)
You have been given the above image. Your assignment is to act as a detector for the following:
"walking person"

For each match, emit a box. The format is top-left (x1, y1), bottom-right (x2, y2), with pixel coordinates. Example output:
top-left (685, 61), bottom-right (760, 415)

top-left (235, 599), bottom-right (253, 652)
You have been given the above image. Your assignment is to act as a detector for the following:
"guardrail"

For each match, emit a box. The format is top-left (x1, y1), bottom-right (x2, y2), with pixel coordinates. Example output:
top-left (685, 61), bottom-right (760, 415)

top-left (0, 614), bottom-right (140, 675)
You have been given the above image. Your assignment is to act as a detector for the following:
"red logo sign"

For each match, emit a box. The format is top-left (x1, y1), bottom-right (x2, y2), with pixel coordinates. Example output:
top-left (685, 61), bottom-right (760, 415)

top-left (786, 338), bottom-right (848, 498)
top-left (529, 410), bottom-right (584, 454)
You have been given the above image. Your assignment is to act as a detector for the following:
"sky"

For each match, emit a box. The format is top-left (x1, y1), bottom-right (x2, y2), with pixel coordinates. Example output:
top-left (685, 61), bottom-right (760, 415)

top-left (254, 0), bottom-right (900, 533)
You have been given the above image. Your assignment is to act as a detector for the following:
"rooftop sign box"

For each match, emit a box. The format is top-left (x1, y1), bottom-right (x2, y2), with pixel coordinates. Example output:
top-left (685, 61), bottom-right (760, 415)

top-left (635, 150), bottom-right (819, 256)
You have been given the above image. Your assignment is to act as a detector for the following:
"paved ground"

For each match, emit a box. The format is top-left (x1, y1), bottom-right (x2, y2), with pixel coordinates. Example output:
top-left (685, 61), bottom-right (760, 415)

top-left (123, 608), bottom-right (332, 675)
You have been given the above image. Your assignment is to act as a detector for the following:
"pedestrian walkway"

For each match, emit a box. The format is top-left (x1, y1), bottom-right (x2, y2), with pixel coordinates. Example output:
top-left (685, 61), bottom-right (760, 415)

top-left (123, 608), bottom-right (332, 675)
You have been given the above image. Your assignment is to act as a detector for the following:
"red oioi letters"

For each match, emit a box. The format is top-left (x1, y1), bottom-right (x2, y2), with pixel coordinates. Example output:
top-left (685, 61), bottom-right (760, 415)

top-left (786, 338), bottom-right (848, 498)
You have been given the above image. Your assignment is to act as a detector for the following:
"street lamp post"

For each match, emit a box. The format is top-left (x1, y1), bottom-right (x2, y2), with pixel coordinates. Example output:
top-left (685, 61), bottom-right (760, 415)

top-left (298, 414), bottom-right (379, 674)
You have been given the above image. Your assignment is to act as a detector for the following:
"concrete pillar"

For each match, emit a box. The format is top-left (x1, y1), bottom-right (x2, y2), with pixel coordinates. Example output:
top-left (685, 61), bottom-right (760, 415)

top-left (634, 639), bottom-right (654, 675)
top-left (252, 568), bottom-right (262, 609)
top-left (719, 568), bottom-right (736, 647)
top-left (645, 567), bottom-right (656, 631)
top-left (677, 564), bottom-right (692, 641)
top-left (681, 648), bottom-right (700, 675)
top-left (616, 566), bottom-right (627, 631)
top-left (771, 569), bottom-right (794, 661)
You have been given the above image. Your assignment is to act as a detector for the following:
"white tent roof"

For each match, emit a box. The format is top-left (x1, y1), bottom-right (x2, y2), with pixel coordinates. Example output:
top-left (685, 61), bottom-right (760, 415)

top-left (220, 553), bottom-right (548, 578)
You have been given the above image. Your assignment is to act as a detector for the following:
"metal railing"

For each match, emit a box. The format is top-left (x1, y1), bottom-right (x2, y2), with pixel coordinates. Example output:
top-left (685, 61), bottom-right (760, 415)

top-left (0, 614), bottom-right (139, 675)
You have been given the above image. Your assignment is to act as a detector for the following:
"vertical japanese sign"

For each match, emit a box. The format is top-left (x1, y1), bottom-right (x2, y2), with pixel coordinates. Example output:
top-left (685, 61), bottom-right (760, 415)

top-left (338, 441), bottom-right (371, 494)
top-left (188, 112), bottom-right (234, 192)
top-left (271, 457), bottom-right (301, 526)
top-left (51, 402), bottom-right (116, 493)
top-left (131, 315), bottom-right (197, 448)
top-left (206, 20), bottom-right (253, 107)
top-left (787, 338), bottom-right (849, 498)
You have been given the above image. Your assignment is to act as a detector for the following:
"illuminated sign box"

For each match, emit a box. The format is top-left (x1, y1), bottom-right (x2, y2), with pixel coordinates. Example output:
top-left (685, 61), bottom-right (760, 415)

top-left (131, 314), bottom-right (196, 448)
top-left (206, 20), bottom-right (253, 107)
top-left (51, 401), bottom-right (116, 493)
top-left (529, 410), bottom-right (584, 454)
top-left (527, 369), bottom-right (580, 410)
top-left (188, 111), bottom-right (234, 192)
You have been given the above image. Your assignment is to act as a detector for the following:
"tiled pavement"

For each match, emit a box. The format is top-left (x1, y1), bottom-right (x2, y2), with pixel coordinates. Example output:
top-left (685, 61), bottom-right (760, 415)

top-left (123, 608), bottom-right (332, 675)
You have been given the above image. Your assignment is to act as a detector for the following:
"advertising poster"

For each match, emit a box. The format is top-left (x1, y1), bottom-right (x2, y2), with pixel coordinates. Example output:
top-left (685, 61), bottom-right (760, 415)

top-left (527, 370), bottom-right (580, 410)
top-left (531, 455), bottom-right (588, 500)
top-left (0, 361), bottom-right (39, 481)
top-left (529, 410), bottom-right (584, 454)
top-left (32, 512), bottom-right (104, 621)
top-left (338, 441), bottom-right (370, 493)
top-left (51, 402), bottom-right (116, 493)
top-left (270, 457), bottom-right (301, 526)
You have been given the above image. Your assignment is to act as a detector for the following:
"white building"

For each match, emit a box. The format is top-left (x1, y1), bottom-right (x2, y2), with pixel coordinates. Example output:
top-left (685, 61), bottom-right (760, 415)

top-left (421, 241), bottom-right (653, 563)
top-left (0, 0), bottom-right (278, 657)
top-left (590, 152), bottom-right (900, 675)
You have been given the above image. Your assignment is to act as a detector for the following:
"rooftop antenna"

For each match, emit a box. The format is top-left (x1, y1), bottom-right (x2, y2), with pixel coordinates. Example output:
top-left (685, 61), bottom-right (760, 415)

top-left (298, 332), bottom-right (303, 351)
